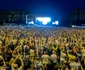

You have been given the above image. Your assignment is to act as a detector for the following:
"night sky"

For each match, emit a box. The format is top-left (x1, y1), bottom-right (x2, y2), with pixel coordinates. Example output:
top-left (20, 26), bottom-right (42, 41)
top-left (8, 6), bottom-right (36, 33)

top-left (0, 0), bottom-right (85, 20)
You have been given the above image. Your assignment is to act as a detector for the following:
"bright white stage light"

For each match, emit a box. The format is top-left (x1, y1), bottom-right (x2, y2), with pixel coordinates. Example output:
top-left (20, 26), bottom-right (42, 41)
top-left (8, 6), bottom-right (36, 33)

top-left (31, 21), bottom-right (34, 24)
top-left (44, 17), bottom-right (51, 22)
top-left (55, 21), bottom-right (59, 25)
top-left (52, 22), bottom-right (55, 24)
top-left (36, 17), bottom-right (51, 24)
top-left (42, 21), bottom-right (48, 25)
top-left (36, 17), bottom-right (44, 22)
top-left (28, 21), bottom-right (34, 24)
top-left (72, 25), bottom-right (75, 27)
top-left (45, 18), bottom-right (51, 22)
top-left (52, 21), bottom-right (59, 25)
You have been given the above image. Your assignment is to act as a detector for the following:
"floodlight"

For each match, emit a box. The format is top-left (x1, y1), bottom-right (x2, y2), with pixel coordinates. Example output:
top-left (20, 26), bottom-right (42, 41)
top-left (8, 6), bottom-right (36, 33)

top-left (52, 22), bottom-right (55, 24)
top-left (55, 21), bottom-right (58, 25)
top-left (31, 21), bottom-right (34, 24)
top-left (28, 21), bottom-right (34, 24)
top-left (72, 25), bottom-right (74, 27)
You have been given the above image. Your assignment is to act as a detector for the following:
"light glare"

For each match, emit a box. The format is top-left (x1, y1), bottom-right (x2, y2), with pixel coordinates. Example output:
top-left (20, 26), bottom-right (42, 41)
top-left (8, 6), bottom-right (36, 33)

top-left (28, 21), bottom-right (34, 24)
top-left (36, 17), bottom-right (51, 22)
top-left (36, 17), bottom-right (51, 25)
top-left (52, 22), bottom-right (55, 24)
top-left (55, 21), bottom-right (58, 25)
top-left (36, 17), bottom-right (44, 22)
top-left (42, 21), bottom-right (48, 25)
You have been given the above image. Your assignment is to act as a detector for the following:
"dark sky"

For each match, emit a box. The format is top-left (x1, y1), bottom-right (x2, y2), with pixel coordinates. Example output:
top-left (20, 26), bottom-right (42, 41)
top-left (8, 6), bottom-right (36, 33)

top-left (0, 0), bottom-right (85, 20)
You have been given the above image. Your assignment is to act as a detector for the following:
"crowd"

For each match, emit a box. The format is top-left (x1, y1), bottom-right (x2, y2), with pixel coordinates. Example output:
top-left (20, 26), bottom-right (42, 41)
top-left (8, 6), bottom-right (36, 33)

top-left (0, 26), bottom-right (85, 70)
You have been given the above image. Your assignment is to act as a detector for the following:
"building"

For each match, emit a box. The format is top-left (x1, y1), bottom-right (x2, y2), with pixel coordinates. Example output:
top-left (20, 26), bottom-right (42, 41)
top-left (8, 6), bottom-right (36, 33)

top-left (69, 9), bottom-right (85, 26)
top-left (0, 10), bottom-right (52, 26)
top-left (0, 10), bottom-right (29, 25)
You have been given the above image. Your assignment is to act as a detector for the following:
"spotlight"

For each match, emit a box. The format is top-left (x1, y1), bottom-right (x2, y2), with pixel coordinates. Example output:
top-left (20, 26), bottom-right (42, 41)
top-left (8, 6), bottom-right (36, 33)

top-left (55, 21), bottom-right (59, 25)
top-left (52, 22), bottom-right (55, 24)
top-left (28, 21), bottom-right (34, 24)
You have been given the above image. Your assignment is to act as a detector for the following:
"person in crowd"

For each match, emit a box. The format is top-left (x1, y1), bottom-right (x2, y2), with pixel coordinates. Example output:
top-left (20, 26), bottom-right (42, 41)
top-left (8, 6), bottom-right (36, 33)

top-left (0, 26), bottom-right (85, 70)
top-left (50, 51), bottom-right (57, 63)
